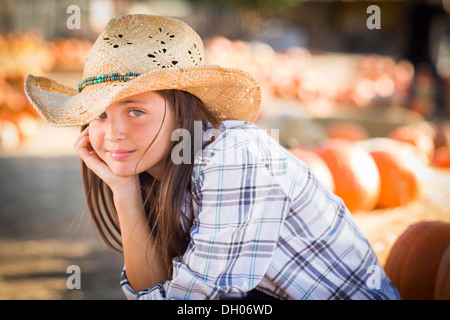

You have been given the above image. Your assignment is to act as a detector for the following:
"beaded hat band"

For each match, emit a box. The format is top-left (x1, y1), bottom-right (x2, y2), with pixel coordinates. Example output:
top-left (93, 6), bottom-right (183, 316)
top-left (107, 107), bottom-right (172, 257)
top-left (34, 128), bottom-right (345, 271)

top-left (24, 14), bottom-right (261, 127)
top-left (78, 72), bottom-right (141, 92)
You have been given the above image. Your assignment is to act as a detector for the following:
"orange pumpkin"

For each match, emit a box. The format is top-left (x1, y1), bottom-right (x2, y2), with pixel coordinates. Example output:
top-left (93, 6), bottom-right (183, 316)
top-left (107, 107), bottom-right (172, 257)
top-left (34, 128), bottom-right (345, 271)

top-left (384, 221), bottom-right (450, 300)
top-left (0, 117), bottom-right (20, 150)
top-left (389, 125), bottom-right (435, 162)
top-left (370, 150), bottom-right (420, 208)
top-left (433, 146), bottom-right (450, 168)
top-left (314, 140), bottom-right (380, 212)
top-left (288, 147), bottom-right (335, 192)
top-left (12, 111), bottom-right (39, 141)
top-left (434, 244), bottom-right (450, 300)
top-left (325, 121), bottom-right (369, 141)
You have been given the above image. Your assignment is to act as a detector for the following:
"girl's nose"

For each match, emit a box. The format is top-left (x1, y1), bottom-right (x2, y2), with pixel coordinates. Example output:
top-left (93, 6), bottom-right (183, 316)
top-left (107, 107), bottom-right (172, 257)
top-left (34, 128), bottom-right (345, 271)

top-left (104, 117), bottom-right (126, 142)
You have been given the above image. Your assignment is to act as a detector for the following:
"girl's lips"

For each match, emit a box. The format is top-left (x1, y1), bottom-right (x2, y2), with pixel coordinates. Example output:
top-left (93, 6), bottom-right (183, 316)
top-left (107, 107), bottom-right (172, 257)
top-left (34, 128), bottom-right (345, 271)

top-left (108, 150), bottom-right (136, 161)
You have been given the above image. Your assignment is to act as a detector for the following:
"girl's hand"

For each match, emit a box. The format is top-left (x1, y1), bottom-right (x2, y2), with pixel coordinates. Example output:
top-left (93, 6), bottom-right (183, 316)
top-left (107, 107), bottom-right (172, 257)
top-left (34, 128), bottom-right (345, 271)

top-left (73, 127), bottom-right (139, 193)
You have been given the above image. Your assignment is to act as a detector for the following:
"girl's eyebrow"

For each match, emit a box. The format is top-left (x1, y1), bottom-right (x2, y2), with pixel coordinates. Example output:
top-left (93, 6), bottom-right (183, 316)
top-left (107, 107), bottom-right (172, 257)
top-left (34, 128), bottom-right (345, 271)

top-left (119, 99), bottom-right (147, 105)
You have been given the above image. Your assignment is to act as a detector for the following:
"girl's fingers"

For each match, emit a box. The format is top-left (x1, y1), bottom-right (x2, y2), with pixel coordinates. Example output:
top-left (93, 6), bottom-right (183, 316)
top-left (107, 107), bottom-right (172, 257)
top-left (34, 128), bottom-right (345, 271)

top-left (74, 127), bottom-right (89, 145)
top-left (74, 129), bottom-right (112, 180)
top-left (73, 128), bottom-right (91, 155)
top-left (74, 131), bottom-right (94, 159)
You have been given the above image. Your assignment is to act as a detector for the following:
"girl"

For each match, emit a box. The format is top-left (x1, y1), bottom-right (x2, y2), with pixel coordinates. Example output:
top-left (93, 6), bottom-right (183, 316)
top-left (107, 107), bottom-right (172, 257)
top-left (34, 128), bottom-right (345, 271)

top-left (24, 14), bottom-right (400, 300)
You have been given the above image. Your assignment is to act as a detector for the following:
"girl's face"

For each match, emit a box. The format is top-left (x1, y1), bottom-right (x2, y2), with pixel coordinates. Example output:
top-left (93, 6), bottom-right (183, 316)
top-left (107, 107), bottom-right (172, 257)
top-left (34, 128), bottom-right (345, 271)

top-left (88, 91), bottom-right (176, 179)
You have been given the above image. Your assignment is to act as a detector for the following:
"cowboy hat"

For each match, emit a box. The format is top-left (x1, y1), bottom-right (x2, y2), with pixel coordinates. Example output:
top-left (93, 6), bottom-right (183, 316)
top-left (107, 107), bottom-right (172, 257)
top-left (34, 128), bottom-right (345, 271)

top-left (24, 14), bottom-right (261, 127)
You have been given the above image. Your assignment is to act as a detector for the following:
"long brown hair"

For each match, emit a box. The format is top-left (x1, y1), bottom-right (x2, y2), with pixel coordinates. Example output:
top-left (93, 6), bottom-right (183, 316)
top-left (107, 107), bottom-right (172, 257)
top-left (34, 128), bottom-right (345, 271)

top-left (81, 90), bottom-right (221, 279)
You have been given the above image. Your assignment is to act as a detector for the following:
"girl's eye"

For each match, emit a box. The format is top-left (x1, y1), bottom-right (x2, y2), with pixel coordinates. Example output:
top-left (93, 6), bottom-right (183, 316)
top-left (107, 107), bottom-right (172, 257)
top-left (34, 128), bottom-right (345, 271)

top-left (129, 110), bottom-right (145, 117)
top-left (96, 112), bottom-right (107, 120)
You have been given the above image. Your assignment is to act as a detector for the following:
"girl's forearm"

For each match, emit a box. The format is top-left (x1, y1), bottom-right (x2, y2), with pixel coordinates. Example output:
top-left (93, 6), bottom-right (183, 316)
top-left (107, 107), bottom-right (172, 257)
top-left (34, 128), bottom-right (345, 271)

top-left (113, 183), bottom-right (166, 291)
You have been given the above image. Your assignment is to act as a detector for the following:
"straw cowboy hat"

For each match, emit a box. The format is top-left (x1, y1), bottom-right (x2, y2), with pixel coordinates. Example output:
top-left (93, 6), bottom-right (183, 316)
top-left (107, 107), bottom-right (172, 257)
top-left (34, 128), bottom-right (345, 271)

top-left (24, 14), bottom-right (261, 127)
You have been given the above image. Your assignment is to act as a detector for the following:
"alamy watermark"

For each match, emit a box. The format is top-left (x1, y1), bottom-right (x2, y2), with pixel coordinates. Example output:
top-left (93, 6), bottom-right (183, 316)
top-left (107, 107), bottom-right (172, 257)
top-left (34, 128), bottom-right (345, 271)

top-left (366, 265), bottom-right (381, 290)
top-left (170, 121), bottom-right (280, 166)
top-left (65, 3), bottom-right (381, 31)
top-left (66, 265), bottom-right (81, 290)
top-left (367, 5), bottom-right (381, 30)
top-left (62, 1), bottom-right (383, 294)
top-left (67, 5), bottom-right (81, 30)
top-left (64, 264), bottom-right (382, 292)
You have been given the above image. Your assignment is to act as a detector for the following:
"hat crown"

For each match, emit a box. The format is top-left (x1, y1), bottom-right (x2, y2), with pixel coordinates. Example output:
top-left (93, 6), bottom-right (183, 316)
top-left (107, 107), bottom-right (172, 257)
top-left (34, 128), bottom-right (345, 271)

top-left (83, 15), bottom-right (205, 79)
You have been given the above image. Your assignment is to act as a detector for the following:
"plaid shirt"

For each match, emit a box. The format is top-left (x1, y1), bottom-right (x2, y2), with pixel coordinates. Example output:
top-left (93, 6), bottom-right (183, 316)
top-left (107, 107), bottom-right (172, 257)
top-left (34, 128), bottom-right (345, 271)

top-left (120, 120), bottom-right (400, 300)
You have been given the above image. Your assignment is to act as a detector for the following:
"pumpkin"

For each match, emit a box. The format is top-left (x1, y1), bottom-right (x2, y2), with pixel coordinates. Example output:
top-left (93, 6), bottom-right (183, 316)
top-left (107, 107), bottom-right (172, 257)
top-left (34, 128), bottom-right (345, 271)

top-left (389, 125), bottom-right (435, 162)
top-left (384, 221), bottom-right (450, 300)
top-left (394, 60), bottom-right (414, 90)
top-left (433, 146), bottom-right (450, 168)
top-left (0, 117), bottom-right (20, 150)
top-left (277, 80), bottom-right (299, 100)
top-left (370, 150), bottom-right (420, 208)
top-left (325, 121), bottom-right (369, 141)
top-left (288, 147), bottom-right (335, 192)
top-left (314, 140), bottom-right (380, 212)
top-left (434, 244), bottom-right (450, 300)
top-left (13, 111), bottom-right (39, 141)
top-left (358, 138), bottom-right (421, 208)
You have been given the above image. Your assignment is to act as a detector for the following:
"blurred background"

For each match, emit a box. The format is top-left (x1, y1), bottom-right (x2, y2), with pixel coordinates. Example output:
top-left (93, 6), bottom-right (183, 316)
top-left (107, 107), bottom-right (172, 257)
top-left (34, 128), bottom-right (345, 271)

top-left (1, 0), bottom-right (450, 300)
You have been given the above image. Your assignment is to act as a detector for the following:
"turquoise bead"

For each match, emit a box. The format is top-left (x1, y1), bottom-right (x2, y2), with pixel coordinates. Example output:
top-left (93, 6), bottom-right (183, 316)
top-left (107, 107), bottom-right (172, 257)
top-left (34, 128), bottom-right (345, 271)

top-left (78, 72), bottom-right (141, 92)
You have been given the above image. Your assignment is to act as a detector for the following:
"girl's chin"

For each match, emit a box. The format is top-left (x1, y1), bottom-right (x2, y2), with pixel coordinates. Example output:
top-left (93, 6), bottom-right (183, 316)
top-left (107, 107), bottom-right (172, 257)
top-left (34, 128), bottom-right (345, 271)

top-left (109, 164), bottom-right (145, 177)
top-left (105, 158), bottom-right (159, 178)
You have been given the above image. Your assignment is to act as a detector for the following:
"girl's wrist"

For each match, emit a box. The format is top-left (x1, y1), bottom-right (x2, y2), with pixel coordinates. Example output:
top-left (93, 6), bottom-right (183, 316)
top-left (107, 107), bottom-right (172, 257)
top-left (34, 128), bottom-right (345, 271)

top-left (111, 178), bottom-right (142, 203)
top-left (110, 176), bottom-right (140, 194)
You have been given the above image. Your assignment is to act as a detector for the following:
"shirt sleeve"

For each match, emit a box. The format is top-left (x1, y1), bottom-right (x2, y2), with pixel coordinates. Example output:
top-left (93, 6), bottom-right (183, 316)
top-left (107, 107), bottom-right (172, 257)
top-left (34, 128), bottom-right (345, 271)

top-left (121, 140), bottom-right (290, 300)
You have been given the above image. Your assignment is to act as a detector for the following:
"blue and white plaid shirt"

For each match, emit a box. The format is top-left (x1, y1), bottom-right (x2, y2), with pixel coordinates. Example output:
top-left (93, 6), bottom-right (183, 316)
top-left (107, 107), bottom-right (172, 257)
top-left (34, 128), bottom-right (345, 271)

top-left (120, 120), bottom-right (400, 300)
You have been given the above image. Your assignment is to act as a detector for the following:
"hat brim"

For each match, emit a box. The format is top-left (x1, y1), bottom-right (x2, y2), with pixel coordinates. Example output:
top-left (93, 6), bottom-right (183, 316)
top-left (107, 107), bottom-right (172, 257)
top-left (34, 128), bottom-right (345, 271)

top-left (24, 65), bottom-right (261, 127)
